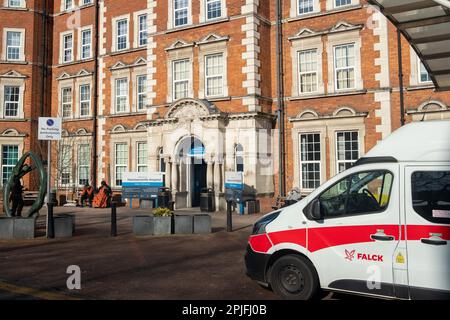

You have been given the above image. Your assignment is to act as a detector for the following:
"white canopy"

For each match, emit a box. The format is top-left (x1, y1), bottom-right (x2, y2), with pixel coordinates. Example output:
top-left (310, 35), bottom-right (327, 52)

top-left (368, 0), bottom-right (450, 91)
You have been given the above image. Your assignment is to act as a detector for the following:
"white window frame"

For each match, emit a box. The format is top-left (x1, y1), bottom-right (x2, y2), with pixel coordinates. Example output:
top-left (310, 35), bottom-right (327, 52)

top-left (137, 142), bottom-right (148, 172)
top-left (3, 85), bottom-right (20, 118)
top-left (79, 84), bottom-right (91, 118)
top-left (205, 0), bottom-right (222, 21)
top-left (79, 27), bottom-right (92, 60)
top-left (298, 49), bottom-right (319, 94)
top-left (204, 53), bottom-right (224, 98)
top-left (114, 143), bottom-right (128, 187)
top-left (138, 14), bottom-right (148, 47)
top-left (2, 29), bottom-right (25, 62)
top-left (115, 78), bottom-right (129, 113)
top-left (297, 0), bottom-right (315, 15)
top-left (299, 133), bottom-right (322, 191)
top-left (1, 144), bottom-right (19, 186)
top-left (79, 0), bottom-right (93, 7)
top-left (61, 0), bottom-right (74, 12)
top-left (418, 59), bottom-right (432, 84)
top-left (112, 15), bottom-right (130, 52)
top-left (60, 31), bottom-right (74, 64)
top-left (326, 0), bottom-right (358, 10)
top-left (172, 58), bottom-right (191, 100)
top-left (78, 144), bottom-right (90, 186)
top-left (171, 0), bottom-right (191, 28)
top-left (335, 130), bottom-right (360, 174)
top-left (136, 75), bottom-right (147, 111)
top-left (61, 87), bottom-right (73, 119)
top-left (59, 144), bottom-right (72, 186)
top-left (5, 0), bottom-right (26, 8)
top-left (334, 43), bottom-right (356, 91)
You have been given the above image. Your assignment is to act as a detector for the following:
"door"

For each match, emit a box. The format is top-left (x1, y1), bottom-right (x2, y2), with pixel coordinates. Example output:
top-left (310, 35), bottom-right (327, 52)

top-left (192, 159), bottom-right (207, 207)
top-left (307, 164), bottom-right (400, 297)
top-left (404, 166), bottom-right (450, 299)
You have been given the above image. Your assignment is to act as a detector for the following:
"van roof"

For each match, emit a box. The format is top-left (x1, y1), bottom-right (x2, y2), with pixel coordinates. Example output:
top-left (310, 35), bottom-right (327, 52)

top-left (363, 120), bottom-right (450, 163)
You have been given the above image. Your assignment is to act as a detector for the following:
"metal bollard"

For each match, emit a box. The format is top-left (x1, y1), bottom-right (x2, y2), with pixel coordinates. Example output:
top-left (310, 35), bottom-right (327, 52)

top-left (226, 200), bottom-right (232, 232)
top-left (47, 202), bottom-right (55, 239)
top-left (111, 201), bottom-right (117, 237)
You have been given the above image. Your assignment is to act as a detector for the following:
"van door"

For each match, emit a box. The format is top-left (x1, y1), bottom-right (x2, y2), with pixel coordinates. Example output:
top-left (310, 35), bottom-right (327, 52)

top-left (404, 166), bottom-right (450, 299)
top-left (307, 164), bottom-right (400, 297)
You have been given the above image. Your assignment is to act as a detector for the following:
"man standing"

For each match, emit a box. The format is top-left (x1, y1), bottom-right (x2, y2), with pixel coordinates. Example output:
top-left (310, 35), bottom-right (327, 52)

top-left (10, 175), bottom-right (24, 217)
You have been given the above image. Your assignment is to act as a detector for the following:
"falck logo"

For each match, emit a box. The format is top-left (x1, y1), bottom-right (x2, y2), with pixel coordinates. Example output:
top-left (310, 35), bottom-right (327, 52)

top-left (345, 249), bottom-right (356, 261)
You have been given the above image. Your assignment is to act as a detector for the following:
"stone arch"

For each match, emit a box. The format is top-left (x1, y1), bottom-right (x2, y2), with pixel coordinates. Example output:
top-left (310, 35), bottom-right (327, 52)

top-left (76, 128), bottom-right (88, 135)
top-left (418, 100), bottom-right (447, 112)
top-left (165, 98), bottom-right (219, 120)
top-left (2, 129), bottom-right (20, 136)
top-left (111, 124), bottom-right (127, 133)
top-left (333, 106), bottom-right (357, 117)
top-left (134, 123), bottom-right (147, 131)
top-left (297, 109), bottom-right (319, 120)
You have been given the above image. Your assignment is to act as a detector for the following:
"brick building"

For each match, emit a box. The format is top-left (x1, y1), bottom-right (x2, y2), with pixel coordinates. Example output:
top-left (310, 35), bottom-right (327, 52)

top-left (0, 0), bottom-right (449, 211)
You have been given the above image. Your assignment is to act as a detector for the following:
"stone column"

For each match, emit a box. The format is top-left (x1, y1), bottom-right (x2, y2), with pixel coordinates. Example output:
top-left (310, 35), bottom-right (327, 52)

top-left (165, 159), bottom-right (172, 189)
top-left (207, 160), bottom-right (214, 189)
top-left (214, 160), bottom-right (222, 193)
top-left (171, 161), bottom-right (178, 192)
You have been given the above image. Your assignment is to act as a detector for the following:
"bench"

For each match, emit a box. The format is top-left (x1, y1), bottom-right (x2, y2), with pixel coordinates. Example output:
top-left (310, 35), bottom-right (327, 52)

top-left (23, 191), bottom-right (39, 206)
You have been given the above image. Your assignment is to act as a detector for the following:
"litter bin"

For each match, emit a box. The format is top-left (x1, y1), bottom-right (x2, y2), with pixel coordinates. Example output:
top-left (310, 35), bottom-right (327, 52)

top-left (200, 188), bottom-right (215, 212)
top-left (157, 187), bottom-right (172, 208)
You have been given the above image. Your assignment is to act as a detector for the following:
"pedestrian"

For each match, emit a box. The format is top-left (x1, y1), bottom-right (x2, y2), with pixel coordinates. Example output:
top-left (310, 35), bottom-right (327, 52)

top-left (10, 175), bottom-right (24, 217)
top-left (80, 183), bottom-right (94, 207)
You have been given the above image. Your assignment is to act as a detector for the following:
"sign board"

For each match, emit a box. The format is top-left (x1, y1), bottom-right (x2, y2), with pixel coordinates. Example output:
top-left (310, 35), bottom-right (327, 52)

top-left (122, 172), bottom-right (164, 188)
top-left (225, 171), bottom-right (244, 190)
top-left (38, 117), bottom-right (62, 141)
top-left (188, 146), bottom-right (206, 157)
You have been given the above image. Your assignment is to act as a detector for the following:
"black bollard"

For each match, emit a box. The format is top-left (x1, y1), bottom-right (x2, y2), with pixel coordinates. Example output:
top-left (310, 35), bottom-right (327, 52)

top-left (226, 200), bottom-right (232, 232)
top-left (47, 202), bottom-right (54, 239)
top-left (111, 201), bottom-right (117, 237)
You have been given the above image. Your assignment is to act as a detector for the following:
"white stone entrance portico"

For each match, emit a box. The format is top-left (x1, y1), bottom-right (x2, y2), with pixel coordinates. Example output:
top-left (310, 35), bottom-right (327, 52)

top-left (147, 98), bottom-right (275, 210)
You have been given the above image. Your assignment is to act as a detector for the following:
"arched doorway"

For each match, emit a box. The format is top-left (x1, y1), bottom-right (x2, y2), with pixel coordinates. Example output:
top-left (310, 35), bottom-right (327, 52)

top-left (176, 136), bottom-right (207, 207)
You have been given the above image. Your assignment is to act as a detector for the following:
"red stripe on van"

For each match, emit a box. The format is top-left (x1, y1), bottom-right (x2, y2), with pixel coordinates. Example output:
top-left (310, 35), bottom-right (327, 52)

top-left (268, 229), bottom-right (307, 248)
top-left (406, 225), bottom-right (450, 240)
top-left (307, 225), bottom-right (400, 252)
top-left (248, 234), bottom-right (272, 253)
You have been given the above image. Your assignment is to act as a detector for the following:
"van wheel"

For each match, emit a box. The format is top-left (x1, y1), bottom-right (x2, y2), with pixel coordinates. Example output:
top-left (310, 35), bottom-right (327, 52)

top-left (269, 255), bottom-right (319, 300)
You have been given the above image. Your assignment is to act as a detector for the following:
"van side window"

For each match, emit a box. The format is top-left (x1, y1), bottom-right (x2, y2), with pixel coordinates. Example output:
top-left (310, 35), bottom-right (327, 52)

top-left (411, 171), bottom-right (450, 225)
top-left (319, 171), bottom-right (394, 218)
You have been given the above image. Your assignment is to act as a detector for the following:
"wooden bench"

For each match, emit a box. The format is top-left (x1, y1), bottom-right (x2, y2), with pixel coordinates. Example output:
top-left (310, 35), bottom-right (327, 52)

top-left (272, 195), bottom-right (286, 211)
top-left (23, 191), bottom-right (39, 206)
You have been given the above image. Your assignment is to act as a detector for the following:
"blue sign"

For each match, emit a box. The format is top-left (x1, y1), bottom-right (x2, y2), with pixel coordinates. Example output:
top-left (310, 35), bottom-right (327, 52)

top-left (188, 147), bottom-right (205, 157)
top-left (225, 172), bottom-right (244, 190)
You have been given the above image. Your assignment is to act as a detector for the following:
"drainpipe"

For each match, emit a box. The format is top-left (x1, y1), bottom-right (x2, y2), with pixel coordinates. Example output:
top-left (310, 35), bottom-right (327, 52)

top-left (397, 29), bottom-right (405, 126)
top-left (92, 0), bottom-right (100, 187)
top-left (40, 0), bottom-right (49, 138)
top-left (275, 0), bottom-right (286, 196)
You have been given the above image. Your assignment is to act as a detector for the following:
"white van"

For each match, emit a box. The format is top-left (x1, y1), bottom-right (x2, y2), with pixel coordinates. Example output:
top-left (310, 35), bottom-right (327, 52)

top-left (245, 121), bottom-right (450, 300)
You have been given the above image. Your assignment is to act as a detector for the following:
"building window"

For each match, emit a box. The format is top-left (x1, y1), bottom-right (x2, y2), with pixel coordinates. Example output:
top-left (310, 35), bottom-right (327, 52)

top-left (61, 87), bottom-right (72, 118)
top-left (79, 84), bottom-right (91, 117)
top-left (81, 29), bottom-right (92, 60)
top-left (174, 0), bottom-right (189, 27)
top-left (137, 142), bottom-right (148, 172)
top-left (205, 53), bottom-right (224, 97)
top-left (4, 86), bottom-right (20, 118)
top-left (335, 0), bottom-right (351, 7)
top-left (334, 43), bottom-right (355, 90)
top-left (64, 0), bottom-right (73, 10)
top-left (115, 78), bottom-right (128, 113)
top-left (235, 144), bottom-right (244, 173)
top-left (299, 133), bottom-right (321, 190)
top-left (137, 75), bottom-right (147, 111)
top-left (173, 59), bottom-right (190, 100)
top-left (419, 61), bottom-right (432, 83)
top-left (336, 131), bottom-right (359, 173)
top-left (78, 144), bottom-right (90, 186)
top-left (115, 143), bottom-right (128, 186)
top-left (298, 49), bottom-right (318, 93)
top-left (62, 33), bottom-right (73, 63)
top-left (60, 145), bottom-right (72, 185)
top-left (81, 0), bottom-right (92, 6)
top-left (8, 0), bottom-right (23, 8)
top-left (2, 145), bottom-right (18, 186)
top-left (116, 19), bottom-right (128, 51)
top-left (158, 148), bottom-right (165, 173)
top-left (6, 31), bottom-right (21, 61)
top-left (206, 0), bottom-right (221, 20)
top-left (138, 14), bottom-right (148, 47)
top-left (298, 0), bottom-right (314, 14)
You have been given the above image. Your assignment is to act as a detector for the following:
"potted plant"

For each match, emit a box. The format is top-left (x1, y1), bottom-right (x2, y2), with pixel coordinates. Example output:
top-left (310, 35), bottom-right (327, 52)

top-left (152, 207), bottom-right (173, 235)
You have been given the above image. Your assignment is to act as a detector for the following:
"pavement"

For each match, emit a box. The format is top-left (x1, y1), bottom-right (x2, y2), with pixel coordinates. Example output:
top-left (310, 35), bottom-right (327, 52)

top-left (0, 206), bottom-right (281, 300)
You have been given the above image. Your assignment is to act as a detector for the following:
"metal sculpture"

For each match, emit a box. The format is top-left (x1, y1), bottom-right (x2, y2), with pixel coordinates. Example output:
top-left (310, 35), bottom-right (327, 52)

top-left (3, 151), bottom-right (47, 218)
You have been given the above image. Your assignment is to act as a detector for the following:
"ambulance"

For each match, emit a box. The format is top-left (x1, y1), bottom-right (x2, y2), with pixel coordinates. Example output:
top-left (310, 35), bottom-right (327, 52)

top-left (245, 121), bottom-right (450, 300)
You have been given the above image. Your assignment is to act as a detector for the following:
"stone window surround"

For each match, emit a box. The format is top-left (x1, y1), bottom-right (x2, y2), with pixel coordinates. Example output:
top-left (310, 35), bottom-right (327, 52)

top-left (60, 0), bottom-right (74, 12)
top-left (290, 35), bottom-right (324, 98)
top-left (290, 113), bottom-right (366, 190)
top-left (198, 40), bottom-right (228, 99)
top-left (3, 0), bottom-right (26, 8)
top-left (112, 14), bottom-right (131, 53)
top-left (199, 0), bottom-right (227, 23)
top-left (168, 0), bottom-right (193, 30)
top-left (110, 70), bottom-right (130, 114)
top-left (133, 10), bottom-right (149, 49)
top-left (166, 46), bottom-right (194, 103)
top-left (131, 66), bottom-right (147, 112)
top-left (58, 75), bottom-right (92, 119)
top-left (409, 48), bottom-right (434, 87)
top-left (326, 0), bottom-right (359, 11)
top-left (0, 137), bottom-right (24, 187)
top-left (290, 0), bottom-right (321, 18)
top-left (77, 25), bottom-right (93, 61)
top-left (58, 136), bottom-right (93, 187)
top-left (0, 76), bottom-right (25, 119)
top-left (109, 131), bottom-right (148, 188)
top-left (1, 28), bottom-right (25, 62)
top-left (110, 65), bottom-right (146, 114)
top-left (326, 29), bottom-right (363, 94)
top-left (59, 30), bottom-right (75, 64)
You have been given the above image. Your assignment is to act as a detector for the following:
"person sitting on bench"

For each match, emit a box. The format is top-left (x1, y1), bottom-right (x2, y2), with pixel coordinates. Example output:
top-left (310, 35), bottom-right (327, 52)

top-left (80, 183), bottom-right (94, 207)
top-left (93, 180), bottom-right (112, 208)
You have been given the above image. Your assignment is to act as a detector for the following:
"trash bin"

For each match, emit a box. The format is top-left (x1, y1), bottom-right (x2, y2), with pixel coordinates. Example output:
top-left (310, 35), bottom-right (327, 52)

top-left (157, 187), bottom-right (172, 208)
top-left (200, 188), bottom-right (215, 212)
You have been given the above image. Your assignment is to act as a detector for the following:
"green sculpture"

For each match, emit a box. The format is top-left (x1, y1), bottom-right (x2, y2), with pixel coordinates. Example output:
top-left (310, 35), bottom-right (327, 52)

top-left (3, 151), bottom-right (47, 218)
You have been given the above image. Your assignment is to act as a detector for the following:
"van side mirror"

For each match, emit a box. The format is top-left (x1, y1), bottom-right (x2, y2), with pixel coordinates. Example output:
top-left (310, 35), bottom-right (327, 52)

top-left (305, 199), bottom-right (323, 220)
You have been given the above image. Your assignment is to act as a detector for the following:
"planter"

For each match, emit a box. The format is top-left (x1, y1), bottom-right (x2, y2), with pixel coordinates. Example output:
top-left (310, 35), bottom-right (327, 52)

top-left (174, 215), bottom-right (193, 234)
top-left (153, 216), bottom-right (172, 235)
top-left (193, 214), bottom-right (212, 234)
top-left (133, 215), bottom-right (153, 236)
top-left (0, 217), bottom-right (36, 240)
top-left (54, 214), bottom-right (75, 238)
